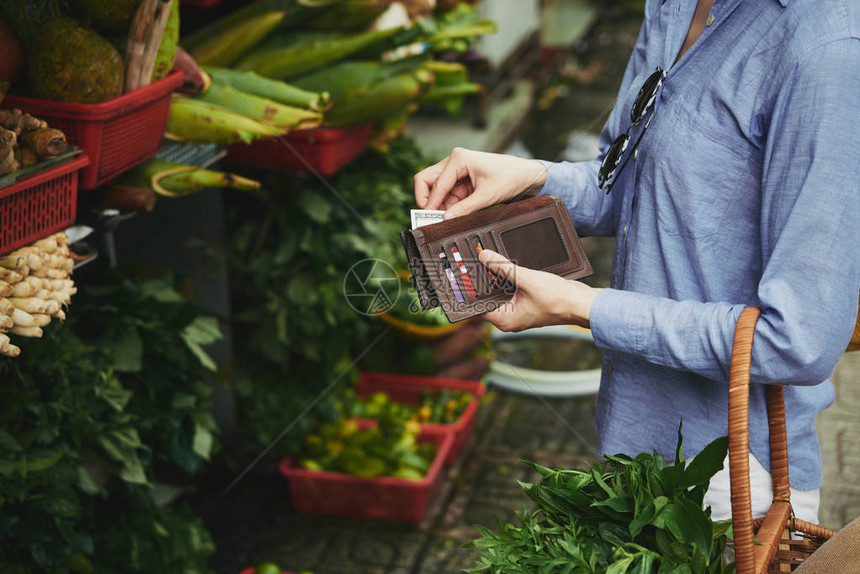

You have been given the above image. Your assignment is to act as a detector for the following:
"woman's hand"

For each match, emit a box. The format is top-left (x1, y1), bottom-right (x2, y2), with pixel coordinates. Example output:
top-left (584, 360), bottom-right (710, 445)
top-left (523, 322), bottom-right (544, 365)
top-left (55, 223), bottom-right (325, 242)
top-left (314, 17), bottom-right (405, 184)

top-left (414, 148), bottom-right (548, 219)
top-left (478, 249), bottom-right (601, 331)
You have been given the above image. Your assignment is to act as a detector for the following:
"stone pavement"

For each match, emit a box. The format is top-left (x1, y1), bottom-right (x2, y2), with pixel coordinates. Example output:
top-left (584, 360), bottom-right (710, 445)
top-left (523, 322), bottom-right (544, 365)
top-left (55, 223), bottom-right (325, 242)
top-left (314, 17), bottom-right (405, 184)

top-left (198, 392), bottom-right (601, 574)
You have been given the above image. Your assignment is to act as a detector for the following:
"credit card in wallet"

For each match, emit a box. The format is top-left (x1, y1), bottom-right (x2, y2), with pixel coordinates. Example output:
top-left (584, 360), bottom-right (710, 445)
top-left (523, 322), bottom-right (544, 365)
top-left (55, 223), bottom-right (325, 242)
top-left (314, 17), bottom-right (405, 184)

top-left (411, 209), bottom-right (445, 229)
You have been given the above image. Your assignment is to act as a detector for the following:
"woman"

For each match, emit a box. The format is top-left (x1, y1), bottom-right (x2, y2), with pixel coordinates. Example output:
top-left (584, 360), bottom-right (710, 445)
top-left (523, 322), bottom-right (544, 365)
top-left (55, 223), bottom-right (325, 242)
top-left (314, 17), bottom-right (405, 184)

top-left (413, 0), bottom-right (859, 522)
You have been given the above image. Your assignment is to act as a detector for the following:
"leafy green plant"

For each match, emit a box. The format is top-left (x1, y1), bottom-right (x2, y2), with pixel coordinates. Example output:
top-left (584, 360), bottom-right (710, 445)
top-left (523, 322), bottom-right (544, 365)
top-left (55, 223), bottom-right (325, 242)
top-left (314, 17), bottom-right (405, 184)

top-left (0, 270), bottom-right (220, 573)
top-left (467, 429), bottom-right (733, 573)
top-left (90, 484), bottom-right (215, 574)
top-left (226, 136), bottom-right (425, 454)
top-left (0, 329), bottom-right (147, 572)
top-left (71, 271), bottom-right (222, 476)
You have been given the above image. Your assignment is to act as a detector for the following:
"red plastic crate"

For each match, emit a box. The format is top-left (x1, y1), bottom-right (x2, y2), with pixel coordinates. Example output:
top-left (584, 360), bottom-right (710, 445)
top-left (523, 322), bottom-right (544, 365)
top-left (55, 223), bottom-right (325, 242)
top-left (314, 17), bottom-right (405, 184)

top-left (226, 123), bottom-right (373, 177)
top-left (279, 423), bottom-right (454, 523)
top-left (2, 70), bottom-right (182, 190)
top-left (0, 155), bottom-right (89, 256)
top-left (356, 372), bottom-right (486, 465)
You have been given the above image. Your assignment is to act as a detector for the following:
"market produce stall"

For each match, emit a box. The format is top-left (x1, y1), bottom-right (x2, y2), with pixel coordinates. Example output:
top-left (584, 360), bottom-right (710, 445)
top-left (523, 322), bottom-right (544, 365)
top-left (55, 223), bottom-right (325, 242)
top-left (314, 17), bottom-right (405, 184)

top-left (0, 1), bottom-right (499, 572)
top-left (1, 1), bottom-right (851, 573)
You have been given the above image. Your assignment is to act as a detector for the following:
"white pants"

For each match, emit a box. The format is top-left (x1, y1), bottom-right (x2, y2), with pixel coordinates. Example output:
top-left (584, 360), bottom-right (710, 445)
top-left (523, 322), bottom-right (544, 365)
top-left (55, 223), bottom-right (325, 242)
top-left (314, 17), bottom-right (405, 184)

top-left (702, 452), bottom-right (820, 524)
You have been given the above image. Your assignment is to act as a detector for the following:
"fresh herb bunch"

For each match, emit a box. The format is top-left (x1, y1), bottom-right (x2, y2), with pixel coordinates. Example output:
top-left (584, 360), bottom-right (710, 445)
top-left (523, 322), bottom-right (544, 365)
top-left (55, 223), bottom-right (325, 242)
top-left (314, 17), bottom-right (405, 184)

top-left (226, 136), bottom-right (426, 455)
top-left (89, 484), bottom-right (215, 574)
top-left (0, 307), bottom-right (216, 573)
top-left (467, 429), bottom-right (733, 573)
top-left (0, 327), bottom-right (146, 572)
top-left (71, 270), bottom-right (222, 476)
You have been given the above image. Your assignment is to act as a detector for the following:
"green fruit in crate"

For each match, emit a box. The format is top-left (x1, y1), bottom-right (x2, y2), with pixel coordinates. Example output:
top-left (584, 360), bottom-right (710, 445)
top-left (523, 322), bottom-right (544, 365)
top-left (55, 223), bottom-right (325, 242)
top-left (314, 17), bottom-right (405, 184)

top-left (341, 456), bottom-right (386, 478)
top-left (393, 467), bottom-right (424, 481)
top-left (71, 0), bottom-right (142, 34)
top-left (299, 458), bottom-right (323, 472)
top-left (303, 434), bottom-right (324, 457)
top-left (27, 18), bottom-right (123, 103)
top-left (255, 562), bottom-right (282, 574)
top-left (150, 0), bottom-right (179, 82)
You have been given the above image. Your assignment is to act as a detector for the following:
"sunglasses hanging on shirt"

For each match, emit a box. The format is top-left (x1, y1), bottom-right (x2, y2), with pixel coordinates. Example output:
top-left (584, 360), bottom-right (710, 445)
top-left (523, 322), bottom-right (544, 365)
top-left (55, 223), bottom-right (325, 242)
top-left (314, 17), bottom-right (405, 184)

top-left (598, 67), bottom-right (667, 193)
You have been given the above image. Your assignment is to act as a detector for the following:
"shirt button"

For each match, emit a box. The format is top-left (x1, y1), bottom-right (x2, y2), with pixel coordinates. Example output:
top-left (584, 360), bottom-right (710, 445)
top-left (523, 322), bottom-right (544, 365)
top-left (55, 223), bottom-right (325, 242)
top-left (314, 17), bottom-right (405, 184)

top-left (622, 224), bottom-right (628, 236)
top-left (634, 148), bottom-right (639, 160)
top-left (706, 14), bottom-right (715, 27)
top-left (606, 363), bottom-right (613, 376)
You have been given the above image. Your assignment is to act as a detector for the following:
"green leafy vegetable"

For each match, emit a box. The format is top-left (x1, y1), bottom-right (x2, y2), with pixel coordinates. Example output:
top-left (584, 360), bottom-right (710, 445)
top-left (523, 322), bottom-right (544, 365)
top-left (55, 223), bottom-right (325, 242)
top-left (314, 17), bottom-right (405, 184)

top-left (466, 430), bottom-right (733, 573)
top-left (0, 269), bottom-right (220, 572)
top-left (227, 136), bottom-right (427, 455)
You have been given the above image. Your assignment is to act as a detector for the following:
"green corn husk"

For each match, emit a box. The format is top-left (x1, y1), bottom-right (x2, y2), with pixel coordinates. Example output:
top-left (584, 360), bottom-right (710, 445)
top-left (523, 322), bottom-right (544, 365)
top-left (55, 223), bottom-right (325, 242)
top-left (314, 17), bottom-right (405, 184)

top-left (181, 0), bottom-right (339, 52)
top-left (166, 96), bottom-right (276, 145)
top-left (349, 7), bottom-right (497, 60)
top-left (418, 60), bottom-right (482, 115)
top-left (424, 22), bottom-right (497, 45)
top-left (349, 26), bottom-right (427, 61)
top-left (237, 26), bottom-right (404, 80)
top-left (324, 71), bottom-right (429, 128)
top-left (423, 3), bottom-right (497, 51)
top-left (303, 0), bottom-right (388, 31)
top-left (418, 82), bottom-right (482, 101)
top-left (204, 66), bottom-right (331, 111)
top-left (196, 83), bottom-right (322, 131)
top-left (291, 55), bottom-right (428, 104)
top-left (190, 11), bottom-right (287, 67)
top-left (226, 31), bottom-right (326, 72)
top-left (115, 159), bottom-right (261, 197)
top-left (291, 61), bottom-right (381, 104)
top-left (422, 60), bottom-right (469, 85)
top-left (418, 82), bottom-right (482, 116)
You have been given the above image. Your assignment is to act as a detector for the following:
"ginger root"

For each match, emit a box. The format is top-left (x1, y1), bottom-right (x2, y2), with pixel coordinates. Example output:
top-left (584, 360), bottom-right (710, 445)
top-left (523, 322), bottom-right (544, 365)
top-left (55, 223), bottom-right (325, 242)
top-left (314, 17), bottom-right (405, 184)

top-left (0, 127), bottom-right (16, 176)
top-left (20, 128), bottom-right (68, 160)
top-left (0, 126), bottom-right (14, 149)
top-left (0, 111), bottom-right (67, 175)
top-left (14, 146), bottom-right (37, 168)
top-left (0, 109), bottom-right (47, 136)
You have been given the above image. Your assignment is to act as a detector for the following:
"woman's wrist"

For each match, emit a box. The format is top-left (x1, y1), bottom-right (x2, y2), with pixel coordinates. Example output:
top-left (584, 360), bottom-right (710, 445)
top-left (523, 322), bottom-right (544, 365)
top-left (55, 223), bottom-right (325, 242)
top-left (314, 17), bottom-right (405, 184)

top-left (521, 159), bottom-right (549, 197)
top-left (559, 284), bottom-right (602, 329)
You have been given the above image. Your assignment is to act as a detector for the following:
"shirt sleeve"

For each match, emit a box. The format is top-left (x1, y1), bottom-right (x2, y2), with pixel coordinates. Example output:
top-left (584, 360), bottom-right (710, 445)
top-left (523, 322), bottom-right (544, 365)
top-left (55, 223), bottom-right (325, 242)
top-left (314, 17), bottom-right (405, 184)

top-left (589, 38), bottom-right (860, 386)
top-left (536, 0), bottom-right (659, 237)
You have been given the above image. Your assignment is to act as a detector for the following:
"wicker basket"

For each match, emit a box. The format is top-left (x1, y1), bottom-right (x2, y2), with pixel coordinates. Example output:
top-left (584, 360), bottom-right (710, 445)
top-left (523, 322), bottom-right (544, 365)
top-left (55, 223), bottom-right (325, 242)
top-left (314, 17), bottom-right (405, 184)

top-left (728, 307), bottom-right (836, 573)
top-left (846, 292), bottom-right (860, 353)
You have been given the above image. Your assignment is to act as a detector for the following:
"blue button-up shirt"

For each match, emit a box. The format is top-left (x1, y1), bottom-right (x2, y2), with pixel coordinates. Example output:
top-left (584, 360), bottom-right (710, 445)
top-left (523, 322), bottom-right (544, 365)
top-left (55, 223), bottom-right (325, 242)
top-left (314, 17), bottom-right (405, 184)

top-left (539, 0), bottom-right (859, 489)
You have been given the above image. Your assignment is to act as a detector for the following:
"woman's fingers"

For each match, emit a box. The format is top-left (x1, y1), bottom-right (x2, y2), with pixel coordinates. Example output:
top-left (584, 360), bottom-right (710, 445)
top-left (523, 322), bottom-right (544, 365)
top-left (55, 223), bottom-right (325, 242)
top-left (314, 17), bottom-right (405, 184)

top-left (413, 159), bottom-right (446, 208)
top-left (425, 148), bottom-right (472, 210)
top-left (441, 181), bottom-right (473, 210)
top-left (443, 189), bottom-right (487, 219)
top-left (478, 249), bottom-right (519, 285)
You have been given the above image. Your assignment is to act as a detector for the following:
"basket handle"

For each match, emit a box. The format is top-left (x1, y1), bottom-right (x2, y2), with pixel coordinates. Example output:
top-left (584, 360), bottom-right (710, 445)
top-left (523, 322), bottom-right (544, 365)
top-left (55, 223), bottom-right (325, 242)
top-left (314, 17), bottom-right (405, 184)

top-left (728, 307), bottom-right (793, 574)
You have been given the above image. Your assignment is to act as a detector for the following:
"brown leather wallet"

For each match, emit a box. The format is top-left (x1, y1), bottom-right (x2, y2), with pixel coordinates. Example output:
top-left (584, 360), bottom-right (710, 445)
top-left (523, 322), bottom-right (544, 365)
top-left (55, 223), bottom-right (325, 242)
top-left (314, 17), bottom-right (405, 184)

top-left (400, 195), bottom-right (593, 322)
